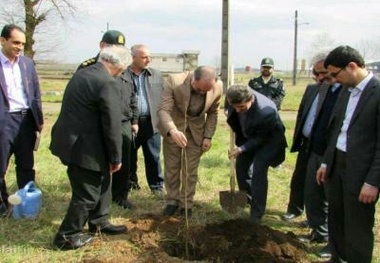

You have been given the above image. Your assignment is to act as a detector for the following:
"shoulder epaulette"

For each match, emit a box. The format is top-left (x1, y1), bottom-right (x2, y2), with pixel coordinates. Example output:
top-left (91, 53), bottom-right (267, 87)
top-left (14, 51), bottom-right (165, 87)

top-left (79, 57), bottom-right (97, 69)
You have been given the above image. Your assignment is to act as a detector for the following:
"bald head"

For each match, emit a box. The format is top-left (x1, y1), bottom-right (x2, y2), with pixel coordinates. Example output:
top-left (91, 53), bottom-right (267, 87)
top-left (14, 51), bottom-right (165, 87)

top-left (191, 66), bottom-right (218, 94)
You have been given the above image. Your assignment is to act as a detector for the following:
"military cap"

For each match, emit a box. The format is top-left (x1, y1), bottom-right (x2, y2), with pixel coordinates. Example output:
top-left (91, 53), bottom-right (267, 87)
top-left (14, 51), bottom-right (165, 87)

top-left (101, 30), bottom-right (126, 45)
top-left (261, 57), bottom-right (274, 67)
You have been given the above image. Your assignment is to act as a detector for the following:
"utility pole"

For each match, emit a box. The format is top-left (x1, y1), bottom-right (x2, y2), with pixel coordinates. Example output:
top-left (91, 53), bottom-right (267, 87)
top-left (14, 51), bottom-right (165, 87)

top-left (292, 10), bottom-right (298, 86)
top-left (292, 10), bottom-right (309, 86)
top-left (221, 0), bottom-right (230, 93)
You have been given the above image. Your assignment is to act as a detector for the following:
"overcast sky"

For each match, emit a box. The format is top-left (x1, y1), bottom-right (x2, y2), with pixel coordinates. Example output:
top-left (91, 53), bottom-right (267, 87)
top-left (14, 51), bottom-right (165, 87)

top-left (59, 0), bottom-right (380, 70)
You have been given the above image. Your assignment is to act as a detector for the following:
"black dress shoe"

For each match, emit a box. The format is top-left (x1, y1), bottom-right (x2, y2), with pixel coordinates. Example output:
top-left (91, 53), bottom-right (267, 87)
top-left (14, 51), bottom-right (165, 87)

top-left (298, 231), bottom-right (328, 243)
top-left (281, 213), bottom-right (300, 222)
top-left (180, 208), bottom-right (192, 219)
top-left (163, 205), bottom-right (179, 216)
top-left (53, 233), bottom-right (93, 250)
top-left (318, 244), bottom-right (332, 258)
top-left (89, 224), bottom-right (127, 235)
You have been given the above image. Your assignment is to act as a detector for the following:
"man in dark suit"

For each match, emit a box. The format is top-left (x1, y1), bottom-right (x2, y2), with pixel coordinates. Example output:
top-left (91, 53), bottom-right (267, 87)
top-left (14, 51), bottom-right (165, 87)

top-left (282, 82), bottom-right (319, 222)
top-left (317, 45), bottom-right (380, 263)
top-left (50, 45), bottom-right (128, 250)
top-left (226, 85), bottom-right (287, 223)
top-left (283, 53), bottom-right (341, 246)
top-left (0, 24), bottom-right (43, 215)
top-left (287, 53), bottom-right (342, 260)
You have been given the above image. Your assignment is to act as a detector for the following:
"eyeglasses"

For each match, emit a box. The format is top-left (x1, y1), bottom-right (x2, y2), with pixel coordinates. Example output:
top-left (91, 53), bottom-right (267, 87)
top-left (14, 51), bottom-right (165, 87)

top-left (329, 68), bottom-right (344, 78)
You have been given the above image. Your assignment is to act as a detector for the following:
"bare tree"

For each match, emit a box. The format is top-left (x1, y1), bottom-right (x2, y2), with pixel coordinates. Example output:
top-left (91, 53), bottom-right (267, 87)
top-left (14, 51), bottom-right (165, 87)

top-left (355, 38), bottom-right (380, 62)
top-left (308, 32), bottom-right (335, 54)
top-left (0, 0), bottom-right (77, 60)
top-left (306, 32), bottom-right (336, 67)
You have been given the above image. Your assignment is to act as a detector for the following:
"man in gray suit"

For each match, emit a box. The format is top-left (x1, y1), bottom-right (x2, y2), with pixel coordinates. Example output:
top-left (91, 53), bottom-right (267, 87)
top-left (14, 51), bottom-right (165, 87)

top-left (317, 46), bottom-right (380, 263)
top-left (127, 44), bottom-right (164, 194)
top-left (50, 45), bottom-right (128, 250)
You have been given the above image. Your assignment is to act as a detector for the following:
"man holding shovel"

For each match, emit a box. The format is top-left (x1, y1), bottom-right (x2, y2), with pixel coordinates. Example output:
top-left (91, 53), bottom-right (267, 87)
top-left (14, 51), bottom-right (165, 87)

top-left (226, 85), bottom-right (287, 223)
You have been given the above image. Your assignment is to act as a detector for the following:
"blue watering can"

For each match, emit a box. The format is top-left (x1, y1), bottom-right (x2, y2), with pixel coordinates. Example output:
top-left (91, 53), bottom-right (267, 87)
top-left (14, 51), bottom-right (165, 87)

top-left (12, 181), bottom-right (42, 219)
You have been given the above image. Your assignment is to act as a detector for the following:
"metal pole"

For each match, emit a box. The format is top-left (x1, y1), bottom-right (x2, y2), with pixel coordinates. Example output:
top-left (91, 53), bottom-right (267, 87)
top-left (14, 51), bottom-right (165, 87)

top-left (292, 10), bottom-right (298, 86)
top-left (221, 0), bottom-right (230, 93)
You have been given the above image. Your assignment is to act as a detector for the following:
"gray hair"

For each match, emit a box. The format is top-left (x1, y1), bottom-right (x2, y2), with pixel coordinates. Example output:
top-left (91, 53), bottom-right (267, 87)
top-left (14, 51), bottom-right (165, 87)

top-left (310, 51), bottom-right (329, 67)
top-left (130, 44), bottom-right (148, 56)
top-left (226, 84), bottom-right (254, 105)
top-left (99, 45), bottom-right (130, 71)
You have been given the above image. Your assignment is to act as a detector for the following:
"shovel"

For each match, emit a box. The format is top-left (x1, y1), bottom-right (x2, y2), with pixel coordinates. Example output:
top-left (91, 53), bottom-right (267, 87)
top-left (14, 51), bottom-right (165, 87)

top-left (219, 129), bottom-right (247, 214)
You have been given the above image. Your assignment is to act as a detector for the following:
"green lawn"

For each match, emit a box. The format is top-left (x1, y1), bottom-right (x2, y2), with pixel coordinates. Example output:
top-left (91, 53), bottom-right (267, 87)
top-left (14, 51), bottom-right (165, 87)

top-left (0, 75), bottom-right (379, 262)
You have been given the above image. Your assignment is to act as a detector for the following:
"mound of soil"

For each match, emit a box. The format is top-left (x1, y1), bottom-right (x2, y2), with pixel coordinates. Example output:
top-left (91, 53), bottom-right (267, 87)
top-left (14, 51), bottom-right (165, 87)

top-left (126, 214), bottom-right (310, 262)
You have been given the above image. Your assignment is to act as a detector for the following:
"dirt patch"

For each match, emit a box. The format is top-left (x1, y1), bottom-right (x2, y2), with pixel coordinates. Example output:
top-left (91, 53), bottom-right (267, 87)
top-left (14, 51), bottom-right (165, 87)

top-left (84, 214), bottom-right (311, 262)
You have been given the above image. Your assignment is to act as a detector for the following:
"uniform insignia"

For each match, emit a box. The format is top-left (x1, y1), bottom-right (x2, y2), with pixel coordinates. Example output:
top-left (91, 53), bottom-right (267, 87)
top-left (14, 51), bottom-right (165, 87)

top-left (118, 35), bottom-right (125, 44)
top-left (79, 58), bottom-right (96, 69)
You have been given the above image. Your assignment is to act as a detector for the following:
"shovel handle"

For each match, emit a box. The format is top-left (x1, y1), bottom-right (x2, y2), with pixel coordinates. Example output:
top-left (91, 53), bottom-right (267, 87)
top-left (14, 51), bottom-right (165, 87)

top-left (230, 129), bottom-right (236, 193)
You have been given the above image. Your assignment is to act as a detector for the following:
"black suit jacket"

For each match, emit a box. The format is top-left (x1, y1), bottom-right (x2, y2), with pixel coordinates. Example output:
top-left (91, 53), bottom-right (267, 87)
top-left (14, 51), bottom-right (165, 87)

top-left (324, 76), bottom-right (380, 193)
top-left (227, 91), bottom-right (287, 167)
top-left (291, 84), bottom-right (319, 152)
top-left (50, 62), bottom-right (123, 172)
top-left (291, 83), bottom-right (340, 153)
top-left (0, 55), bottom-right (44, 131)
top-left (119, 71), bottom-right (138, 124)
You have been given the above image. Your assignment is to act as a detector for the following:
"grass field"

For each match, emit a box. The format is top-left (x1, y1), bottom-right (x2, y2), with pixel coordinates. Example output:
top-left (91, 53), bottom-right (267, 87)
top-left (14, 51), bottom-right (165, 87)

top-left (0, 75), bottom-right (379, 262)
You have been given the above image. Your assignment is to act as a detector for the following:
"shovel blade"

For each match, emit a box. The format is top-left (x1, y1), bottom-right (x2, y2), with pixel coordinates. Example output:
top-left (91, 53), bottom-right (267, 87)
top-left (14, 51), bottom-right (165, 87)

top-left (219, 190), bottom-right (247, 214)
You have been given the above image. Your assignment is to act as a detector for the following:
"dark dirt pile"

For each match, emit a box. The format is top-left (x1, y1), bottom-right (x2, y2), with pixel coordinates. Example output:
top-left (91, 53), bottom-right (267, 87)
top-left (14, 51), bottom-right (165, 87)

top-left (128, 214), bottom-right (310, 262)
top-left (83, 214), bottom-right (311, 262)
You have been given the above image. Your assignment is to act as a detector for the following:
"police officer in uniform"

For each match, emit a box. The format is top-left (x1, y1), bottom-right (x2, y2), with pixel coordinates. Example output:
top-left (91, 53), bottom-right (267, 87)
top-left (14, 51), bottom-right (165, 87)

top-left (248, 57), bottom-right (285, 110)
top-left (78, 30), bottom-right (139, 210)
top-left (78, 30), bottom-right (127, 70)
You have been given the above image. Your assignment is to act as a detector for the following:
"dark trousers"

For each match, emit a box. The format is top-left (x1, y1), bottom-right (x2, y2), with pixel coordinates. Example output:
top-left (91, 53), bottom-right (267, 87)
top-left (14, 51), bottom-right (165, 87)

top-left (327, 150), bottom-right (376, 263)
top-left (0, 111), bottom-right (36, 206)
top-left (130, 116), bottom-right (163, 190)
top-left (236, 149), bottom-right (272, 220)
top-left (286, 142), bottom-right (309, 216)
top-left (112, 121), bottom-right (132, 200)
top-left (305, 151), bottom-right (328, 236)
top-left (56, 165), bottom-right (111, 238)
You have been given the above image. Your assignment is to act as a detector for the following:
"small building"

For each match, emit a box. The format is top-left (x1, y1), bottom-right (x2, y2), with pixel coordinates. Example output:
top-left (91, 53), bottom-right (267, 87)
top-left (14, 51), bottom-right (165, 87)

top-left (366, 60), bottom-right (380, 75)
top-left (149, 50), bottom-right (200, 73)
top-left (35, 50), bottom-right (200, 79)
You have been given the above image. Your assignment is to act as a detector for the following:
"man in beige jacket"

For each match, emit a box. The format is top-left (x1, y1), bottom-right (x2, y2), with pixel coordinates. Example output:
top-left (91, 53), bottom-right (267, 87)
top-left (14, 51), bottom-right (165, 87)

top-left (157, 66), bottom-right (222, 218)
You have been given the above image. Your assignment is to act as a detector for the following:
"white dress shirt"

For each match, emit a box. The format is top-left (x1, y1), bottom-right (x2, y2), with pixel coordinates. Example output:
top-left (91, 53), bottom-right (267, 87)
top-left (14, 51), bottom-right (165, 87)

top-left (336, 71), bottom-right (373, 152)
top-left (0, 51), bottom-right (29, 112)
